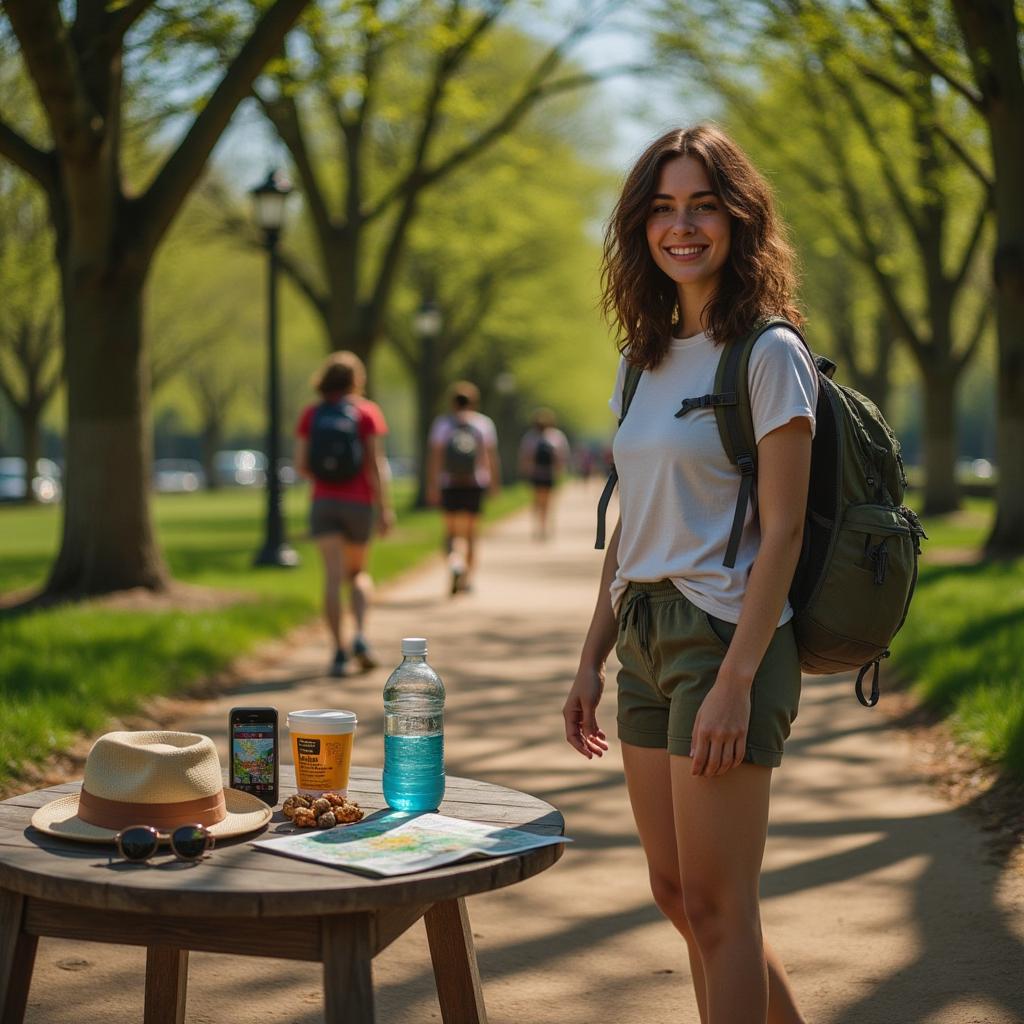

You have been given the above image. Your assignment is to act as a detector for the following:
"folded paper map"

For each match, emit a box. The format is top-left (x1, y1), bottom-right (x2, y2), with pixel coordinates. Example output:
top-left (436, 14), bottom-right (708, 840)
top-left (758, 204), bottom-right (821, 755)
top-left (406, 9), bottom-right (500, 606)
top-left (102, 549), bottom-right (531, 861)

top-left (253, 811), bottom-right (568, 877)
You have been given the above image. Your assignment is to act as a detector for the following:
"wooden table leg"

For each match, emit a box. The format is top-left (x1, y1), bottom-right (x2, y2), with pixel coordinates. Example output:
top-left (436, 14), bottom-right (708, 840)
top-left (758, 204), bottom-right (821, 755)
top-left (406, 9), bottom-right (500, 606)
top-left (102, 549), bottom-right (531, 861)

top-left (0, 890), bottom-right (37, 1024)
top-left (144, 946), bottom-right (188, 1024)
top-left (425, 898), bottom-right (488, 1024)
top-left (322, 913), bottom-right (374, 1024)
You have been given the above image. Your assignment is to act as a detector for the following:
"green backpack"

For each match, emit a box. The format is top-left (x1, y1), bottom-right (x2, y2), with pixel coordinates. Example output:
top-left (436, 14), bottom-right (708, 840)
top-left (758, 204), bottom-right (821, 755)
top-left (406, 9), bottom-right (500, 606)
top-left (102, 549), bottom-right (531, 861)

top-left (596, 318), bottom-right (927, 707)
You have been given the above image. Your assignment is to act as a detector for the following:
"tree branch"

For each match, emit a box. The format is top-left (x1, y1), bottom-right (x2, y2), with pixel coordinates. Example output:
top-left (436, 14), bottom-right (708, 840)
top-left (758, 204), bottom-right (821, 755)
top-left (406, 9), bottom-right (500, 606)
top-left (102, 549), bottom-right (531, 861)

top-left (3, 0), bottom-right (100, 161)
top-left (0, 119), bottom-right (57, 194)
top-left (854, 61), bottom-right (992, 189)
top-left (253, 85), bottom-right (335, 249)
top-left (387, 330), bottom-right (416, 370)
top-left (276, 246), bottom-right (328, 320)
top-left (110, 0), bottom-right (154, 41)
top-left (817, 54), bottom-right (925, 245)
top-left (135, 0), bottom-right (309, 258)
top-left (362, 11), bottom-right (626, 223)
top-left (804, 88), bottom-right (926, 359)
top-left (863, 0), bottom-right (982, 109)
top-left (951, 195), bottom-right (992, 293)
top-left (955, 296), bottom-right (992, 373)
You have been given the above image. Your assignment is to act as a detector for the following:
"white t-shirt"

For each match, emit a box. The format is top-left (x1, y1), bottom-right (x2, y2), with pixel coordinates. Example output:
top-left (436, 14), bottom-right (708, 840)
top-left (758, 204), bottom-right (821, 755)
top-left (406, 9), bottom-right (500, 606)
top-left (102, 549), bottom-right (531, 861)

top-left (608, 327), bottom-right (818, 625)
top-left (429, 411), bottom-right (498, 488)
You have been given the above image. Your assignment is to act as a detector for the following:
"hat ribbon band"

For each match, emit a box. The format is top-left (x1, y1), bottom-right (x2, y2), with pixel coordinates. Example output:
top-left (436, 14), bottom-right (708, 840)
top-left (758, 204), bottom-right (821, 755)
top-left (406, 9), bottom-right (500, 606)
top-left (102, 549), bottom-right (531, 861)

top-left (78, 787), bottom-right (227, 830)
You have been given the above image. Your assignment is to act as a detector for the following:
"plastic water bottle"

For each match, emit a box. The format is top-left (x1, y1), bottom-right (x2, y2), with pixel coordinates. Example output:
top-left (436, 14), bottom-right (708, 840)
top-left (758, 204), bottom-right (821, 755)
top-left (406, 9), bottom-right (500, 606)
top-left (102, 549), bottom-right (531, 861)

top-left (382, 637), bottom-right (446, 812)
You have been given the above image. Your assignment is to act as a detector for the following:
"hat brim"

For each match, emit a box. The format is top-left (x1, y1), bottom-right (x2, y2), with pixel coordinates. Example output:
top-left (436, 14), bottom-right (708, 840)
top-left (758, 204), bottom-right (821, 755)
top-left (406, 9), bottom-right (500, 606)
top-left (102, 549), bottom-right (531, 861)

top-left (30, 788), bottom-right (273, 844)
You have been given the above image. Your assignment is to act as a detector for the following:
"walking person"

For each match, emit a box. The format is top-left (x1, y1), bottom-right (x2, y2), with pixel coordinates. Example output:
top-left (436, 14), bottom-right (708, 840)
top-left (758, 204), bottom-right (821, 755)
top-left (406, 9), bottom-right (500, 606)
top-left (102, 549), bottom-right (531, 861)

top-left (562, 124), bottom-right (815, 1024)
top-left (295, 351), bottom-right (395, 677)
top-left (426, 381), bottom-right (500, 594)
top-left (518, 408), bottom-right (570, 541)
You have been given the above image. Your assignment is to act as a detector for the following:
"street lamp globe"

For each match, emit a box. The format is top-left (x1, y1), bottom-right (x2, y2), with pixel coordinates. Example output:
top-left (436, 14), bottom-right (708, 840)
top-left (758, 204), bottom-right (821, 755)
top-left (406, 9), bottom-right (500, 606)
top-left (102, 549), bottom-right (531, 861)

top-left (414, 299), bottom-right (443, 340)
top-left (250, 169), bottom-right (292, 234)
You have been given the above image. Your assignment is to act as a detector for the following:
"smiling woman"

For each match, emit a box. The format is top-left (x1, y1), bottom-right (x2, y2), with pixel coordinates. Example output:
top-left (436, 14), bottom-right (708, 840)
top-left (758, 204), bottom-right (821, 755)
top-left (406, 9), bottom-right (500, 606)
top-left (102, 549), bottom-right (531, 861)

top-left (601, 124), bottom-right (802, 372)
top-left (565, 123), bottom-right (816, 1024)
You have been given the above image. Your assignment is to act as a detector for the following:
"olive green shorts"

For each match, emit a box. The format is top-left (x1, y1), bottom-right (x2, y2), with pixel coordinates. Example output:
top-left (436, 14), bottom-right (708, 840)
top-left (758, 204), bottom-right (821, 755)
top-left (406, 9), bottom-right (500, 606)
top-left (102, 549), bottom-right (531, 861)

top-left (615, 580), bottom-right (801, 767)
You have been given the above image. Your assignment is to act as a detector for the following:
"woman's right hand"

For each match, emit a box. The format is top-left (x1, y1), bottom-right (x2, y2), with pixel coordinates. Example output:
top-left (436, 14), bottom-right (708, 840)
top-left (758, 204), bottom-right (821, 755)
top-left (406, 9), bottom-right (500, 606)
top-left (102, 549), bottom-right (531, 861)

top-left (562, 664), bottom-right (609, 759)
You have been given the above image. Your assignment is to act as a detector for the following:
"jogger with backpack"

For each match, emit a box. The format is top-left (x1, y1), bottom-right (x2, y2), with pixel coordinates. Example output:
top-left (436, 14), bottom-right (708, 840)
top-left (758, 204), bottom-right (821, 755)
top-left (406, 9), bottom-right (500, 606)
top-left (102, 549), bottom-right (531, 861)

top-left (518, 408), bottom-right (570, 541)
top-left (426, 381), bottom-right (500, 594)
top-left (295, 351), bottom-right (395, 677)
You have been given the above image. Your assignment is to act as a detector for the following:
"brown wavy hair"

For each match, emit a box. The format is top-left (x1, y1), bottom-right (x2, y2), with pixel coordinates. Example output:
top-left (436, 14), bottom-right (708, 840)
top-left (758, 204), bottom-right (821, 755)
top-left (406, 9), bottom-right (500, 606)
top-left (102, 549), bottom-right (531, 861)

top-left (601, 124), bottom-right (803, 370)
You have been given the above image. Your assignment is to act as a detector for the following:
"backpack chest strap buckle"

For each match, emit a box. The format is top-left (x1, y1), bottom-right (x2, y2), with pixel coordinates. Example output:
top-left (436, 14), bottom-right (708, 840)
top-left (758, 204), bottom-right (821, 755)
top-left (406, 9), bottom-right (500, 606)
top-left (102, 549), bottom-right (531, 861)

top-left (675, 392), bottom-right (736, 418)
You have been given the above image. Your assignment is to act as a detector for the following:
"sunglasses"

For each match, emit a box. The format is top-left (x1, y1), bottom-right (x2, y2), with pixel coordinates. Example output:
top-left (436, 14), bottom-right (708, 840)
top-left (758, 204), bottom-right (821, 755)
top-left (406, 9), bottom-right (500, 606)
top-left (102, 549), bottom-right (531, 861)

top-left (113, 824), bottom-right (215, 863)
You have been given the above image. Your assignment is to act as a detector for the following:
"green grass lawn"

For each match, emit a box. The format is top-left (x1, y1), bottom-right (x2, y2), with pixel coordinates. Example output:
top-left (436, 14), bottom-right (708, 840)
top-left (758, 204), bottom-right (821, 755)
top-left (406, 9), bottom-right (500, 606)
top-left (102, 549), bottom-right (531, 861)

top-left (0, 482), bottom-right (528, 790)
top-left (892, 496), bottom-right (1024, 779)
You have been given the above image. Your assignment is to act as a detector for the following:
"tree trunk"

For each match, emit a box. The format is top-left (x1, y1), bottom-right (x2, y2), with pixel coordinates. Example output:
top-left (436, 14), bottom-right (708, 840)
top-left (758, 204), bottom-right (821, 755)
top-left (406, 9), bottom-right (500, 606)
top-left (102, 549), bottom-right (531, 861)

top-left (16, 404), bottom-right (42, 505)
top-left (45, 267), bottom-right (169, 596)
top-left (865, 309), bottom-right (891, 408)
top-left (920, 368), bottom-right (960, 515)
top-left (200, 416), bottom-right (223, 491)
top-left (985, 83), bottom-right (1024, 555)
top-left (951, 0), bottom-right (1024, 555)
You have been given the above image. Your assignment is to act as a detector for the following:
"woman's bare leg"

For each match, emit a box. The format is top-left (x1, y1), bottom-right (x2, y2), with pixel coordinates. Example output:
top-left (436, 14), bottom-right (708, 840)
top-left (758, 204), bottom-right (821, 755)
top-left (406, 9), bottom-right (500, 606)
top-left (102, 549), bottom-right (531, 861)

top-left (316, 534), bottom-right (345, 650)
top-left (621, 742), bottom-right (709, 1024)
top-left (534, 486), bottom-right (553, 540)
top-left (342, 541), bottom-right (371, 637)
top-left (670, 758), bottom-right (806, 1024)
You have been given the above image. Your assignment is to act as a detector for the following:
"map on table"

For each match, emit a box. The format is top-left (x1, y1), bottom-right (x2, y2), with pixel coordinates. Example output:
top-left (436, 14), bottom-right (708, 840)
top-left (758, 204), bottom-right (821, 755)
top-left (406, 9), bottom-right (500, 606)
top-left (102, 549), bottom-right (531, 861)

top-left (252, 812), bottom-right (568, 876)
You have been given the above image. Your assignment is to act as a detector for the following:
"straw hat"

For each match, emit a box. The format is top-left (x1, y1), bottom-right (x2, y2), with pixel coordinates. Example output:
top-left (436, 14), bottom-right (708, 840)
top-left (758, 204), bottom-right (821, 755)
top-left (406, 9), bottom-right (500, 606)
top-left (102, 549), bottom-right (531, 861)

top-left (31, 731), bottom-right (273, 843)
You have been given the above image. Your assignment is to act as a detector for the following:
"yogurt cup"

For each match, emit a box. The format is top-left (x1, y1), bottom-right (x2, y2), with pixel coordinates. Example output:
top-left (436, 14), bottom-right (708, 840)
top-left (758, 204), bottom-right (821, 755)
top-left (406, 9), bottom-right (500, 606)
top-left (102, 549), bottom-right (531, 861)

top-left (287, 709), bottom-right (357, 797)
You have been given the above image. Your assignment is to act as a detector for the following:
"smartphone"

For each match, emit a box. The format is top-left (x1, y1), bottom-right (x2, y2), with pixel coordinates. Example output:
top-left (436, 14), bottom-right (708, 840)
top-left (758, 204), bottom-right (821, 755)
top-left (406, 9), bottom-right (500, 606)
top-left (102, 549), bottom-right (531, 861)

top-left (229, 707), bottom-right (279, 806)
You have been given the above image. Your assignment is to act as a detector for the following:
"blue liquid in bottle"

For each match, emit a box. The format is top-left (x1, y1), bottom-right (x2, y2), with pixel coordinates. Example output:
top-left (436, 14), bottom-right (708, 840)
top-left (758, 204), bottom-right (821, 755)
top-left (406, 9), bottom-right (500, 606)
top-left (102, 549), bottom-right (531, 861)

top-left (382, 638), bottom-right (445, 812)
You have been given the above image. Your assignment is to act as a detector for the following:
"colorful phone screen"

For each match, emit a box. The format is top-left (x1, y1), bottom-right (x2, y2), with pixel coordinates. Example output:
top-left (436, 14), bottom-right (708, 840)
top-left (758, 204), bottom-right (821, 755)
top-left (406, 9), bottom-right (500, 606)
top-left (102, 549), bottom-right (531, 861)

top-left (231, 719), bottom-right (276, 799)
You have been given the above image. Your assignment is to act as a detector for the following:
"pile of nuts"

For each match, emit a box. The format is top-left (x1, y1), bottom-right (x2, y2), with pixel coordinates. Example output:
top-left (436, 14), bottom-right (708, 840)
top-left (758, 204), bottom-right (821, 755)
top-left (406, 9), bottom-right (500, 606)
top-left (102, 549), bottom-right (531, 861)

top-left (282, 792), bottom-right (365, 830)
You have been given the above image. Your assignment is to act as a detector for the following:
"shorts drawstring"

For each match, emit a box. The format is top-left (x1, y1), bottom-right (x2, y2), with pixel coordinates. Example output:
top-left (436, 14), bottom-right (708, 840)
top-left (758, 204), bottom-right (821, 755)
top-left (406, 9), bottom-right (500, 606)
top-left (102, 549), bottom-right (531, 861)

top-left (622, 587), bottom-right (651, 655)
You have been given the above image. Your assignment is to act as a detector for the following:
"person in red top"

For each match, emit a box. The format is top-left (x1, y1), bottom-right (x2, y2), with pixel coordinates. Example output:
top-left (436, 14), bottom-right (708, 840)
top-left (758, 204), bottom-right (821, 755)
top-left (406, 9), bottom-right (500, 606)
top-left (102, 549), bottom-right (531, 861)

top-left (295, 351), bottom-right (395, 677)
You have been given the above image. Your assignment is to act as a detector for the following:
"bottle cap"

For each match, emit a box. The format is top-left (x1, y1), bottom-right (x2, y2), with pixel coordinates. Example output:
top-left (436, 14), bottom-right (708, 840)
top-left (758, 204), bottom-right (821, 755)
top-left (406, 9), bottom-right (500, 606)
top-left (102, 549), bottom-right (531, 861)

top-left (401, 637), bottom-right (428, 656)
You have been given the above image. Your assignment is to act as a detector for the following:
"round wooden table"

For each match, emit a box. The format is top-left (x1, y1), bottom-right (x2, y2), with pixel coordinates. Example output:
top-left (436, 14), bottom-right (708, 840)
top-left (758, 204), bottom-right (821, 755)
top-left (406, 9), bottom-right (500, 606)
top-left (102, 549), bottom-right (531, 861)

top-left (0, 766), bottom-right (565, 1024)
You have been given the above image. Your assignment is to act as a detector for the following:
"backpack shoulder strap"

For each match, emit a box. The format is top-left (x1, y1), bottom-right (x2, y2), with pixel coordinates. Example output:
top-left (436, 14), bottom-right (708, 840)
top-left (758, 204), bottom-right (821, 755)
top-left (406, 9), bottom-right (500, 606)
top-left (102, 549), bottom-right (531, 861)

top-left (620, 363), bottom-right (643, 424)
top-left (714, 317), bottom-right (803, 567)
top-left (595, 361), bottom-right (643, 550)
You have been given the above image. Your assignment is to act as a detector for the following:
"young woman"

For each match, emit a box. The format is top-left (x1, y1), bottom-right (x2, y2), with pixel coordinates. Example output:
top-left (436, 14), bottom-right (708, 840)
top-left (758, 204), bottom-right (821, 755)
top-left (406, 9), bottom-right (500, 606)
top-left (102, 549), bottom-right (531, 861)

top-left (562, 125), bottom-right (816, 1024)
top-left (295, 351), bottom-right (395, 677)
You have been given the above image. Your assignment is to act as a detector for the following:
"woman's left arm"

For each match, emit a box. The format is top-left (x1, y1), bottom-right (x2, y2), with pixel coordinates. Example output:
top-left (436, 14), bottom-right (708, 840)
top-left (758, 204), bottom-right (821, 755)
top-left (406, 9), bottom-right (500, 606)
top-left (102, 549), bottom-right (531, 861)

top-left (365, 434), bottom-right (395, 535)
top-left (690, 417), bottom-right (812, 777)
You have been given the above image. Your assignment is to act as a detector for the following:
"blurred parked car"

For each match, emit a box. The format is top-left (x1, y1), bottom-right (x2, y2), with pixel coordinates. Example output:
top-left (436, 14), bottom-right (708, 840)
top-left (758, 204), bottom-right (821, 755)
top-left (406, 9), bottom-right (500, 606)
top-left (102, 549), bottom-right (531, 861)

top-left (0, 457), bottom-right (62, 503)
top-left (386, 456), bottom-right (416, 480)
top-left (153, 459), bottom-right (206, 493)
top-left (277, 458), bottom-right (297, 485)
top-left (213, 449), bottom-right (267, 487)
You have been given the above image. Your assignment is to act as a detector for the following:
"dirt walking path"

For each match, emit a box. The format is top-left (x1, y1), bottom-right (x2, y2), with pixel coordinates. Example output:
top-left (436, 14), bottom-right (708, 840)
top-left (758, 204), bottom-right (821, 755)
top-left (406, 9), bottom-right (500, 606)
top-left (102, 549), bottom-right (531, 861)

top-left (23, 483), bottom-right (1024, 1023)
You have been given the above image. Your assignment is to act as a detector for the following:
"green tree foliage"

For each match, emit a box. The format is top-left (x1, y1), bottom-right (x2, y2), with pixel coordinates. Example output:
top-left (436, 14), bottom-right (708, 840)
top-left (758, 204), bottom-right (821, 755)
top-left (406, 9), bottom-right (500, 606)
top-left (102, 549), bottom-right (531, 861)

top-left (861, 0), bottom-right (1024, 553)
top-left (0, 0), bottom-right (310, 598)
top-left (191, 0), bottom-right (631, 362)
top-left (653, 0), bottom-right (993, 515)
top-left (385, 106), bottom-right (614, 500)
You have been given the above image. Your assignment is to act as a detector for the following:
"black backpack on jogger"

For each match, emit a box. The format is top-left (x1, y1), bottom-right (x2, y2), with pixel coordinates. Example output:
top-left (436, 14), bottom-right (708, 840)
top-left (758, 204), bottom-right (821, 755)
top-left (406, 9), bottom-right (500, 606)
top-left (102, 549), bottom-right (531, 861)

top-left (443, 419), bottom-right (482, 486)
top-left (307, 399), bottom-right (364, 483)
top-left (534, 435), bottom-right (556, 471)
top-left (596, 318), bottom-right (927, 707)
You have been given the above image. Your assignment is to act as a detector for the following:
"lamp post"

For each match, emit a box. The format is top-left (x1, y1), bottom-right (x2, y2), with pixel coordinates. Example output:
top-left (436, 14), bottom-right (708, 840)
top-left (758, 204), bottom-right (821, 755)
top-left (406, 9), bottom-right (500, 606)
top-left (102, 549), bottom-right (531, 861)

top-left (251, 170), bottom-right (299, 567)
top-left (413, 299), bottom-right (443, 508)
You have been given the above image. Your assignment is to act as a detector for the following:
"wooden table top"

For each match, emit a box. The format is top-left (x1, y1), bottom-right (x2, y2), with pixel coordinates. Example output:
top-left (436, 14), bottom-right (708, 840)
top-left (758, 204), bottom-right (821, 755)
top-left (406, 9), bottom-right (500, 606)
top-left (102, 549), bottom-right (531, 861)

top-left (0, 767), bottom-right (565, 918)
